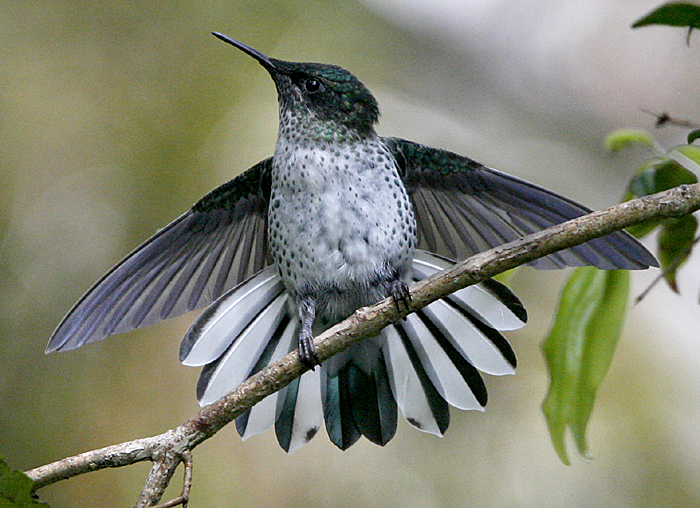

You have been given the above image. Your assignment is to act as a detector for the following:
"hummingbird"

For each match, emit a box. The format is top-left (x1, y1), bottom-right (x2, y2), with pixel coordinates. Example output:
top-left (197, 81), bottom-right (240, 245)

top-left (47, 33), bottom-right (657, 452)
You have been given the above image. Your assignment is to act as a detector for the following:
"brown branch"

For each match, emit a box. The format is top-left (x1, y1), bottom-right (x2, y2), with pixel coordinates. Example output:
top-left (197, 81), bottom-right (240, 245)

top-left (24, 183), bottom-right (700, 507)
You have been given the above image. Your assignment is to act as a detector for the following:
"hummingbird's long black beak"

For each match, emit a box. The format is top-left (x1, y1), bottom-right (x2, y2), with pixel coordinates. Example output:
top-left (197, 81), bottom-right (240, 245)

top-left (212, 32), bottom-right (277, 72)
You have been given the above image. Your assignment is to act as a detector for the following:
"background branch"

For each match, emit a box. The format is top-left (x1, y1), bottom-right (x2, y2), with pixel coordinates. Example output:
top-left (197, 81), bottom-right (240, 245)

top-left (24, 183), bottom-right (700, 507)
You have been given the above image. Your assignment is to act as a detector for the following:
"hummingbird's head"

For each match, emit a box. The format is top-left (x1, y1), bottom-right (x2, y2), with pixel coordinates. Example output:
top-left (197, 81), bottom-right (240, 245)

top-left (213, 33), bottom-right (379, 140)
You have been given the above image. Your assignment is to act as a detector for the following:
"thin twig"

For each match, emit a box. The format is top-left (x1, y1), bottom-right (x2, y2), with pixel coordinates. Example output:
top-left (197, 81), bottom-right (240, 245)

top-left (641, 108), bottom-right (700, 129)
top-left (151, 451), bottom-right (192, 508)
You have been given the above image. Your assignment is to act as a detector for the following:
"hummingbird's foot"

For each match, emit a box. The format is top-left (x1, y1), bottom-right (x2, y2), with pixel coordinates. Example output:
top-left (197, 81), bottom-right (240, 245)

top-left (298, 328), bottom-right (320, 369)
top-left (297, 297), bottom-right (320, 369)
top-left (388, 280), bottom-right (412, 313)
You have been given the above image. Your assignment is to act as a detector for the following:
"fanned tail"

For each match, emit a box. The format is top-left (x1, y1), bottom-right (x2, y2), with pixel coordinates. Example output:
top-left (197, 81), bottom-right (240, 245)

top-left (183, 250), bottom-right (526, 451)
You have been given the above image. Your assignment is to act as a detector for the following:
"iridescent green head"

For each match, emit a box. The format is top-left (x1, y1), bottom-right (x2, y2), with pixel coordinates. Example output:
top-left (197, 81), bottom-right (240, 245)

top-left (213, 33), bottom-right (379, 139)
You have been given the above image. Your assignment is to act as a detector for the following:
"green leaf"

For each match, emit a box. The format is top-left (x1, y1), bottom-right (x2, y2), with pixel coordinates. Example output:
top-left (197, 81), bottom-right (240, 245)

top-left (492, 267), bottom-right (518, 285)
top-left (0, 457), bottom-right (48, 508)
top-left (675, 144), bottom-right (700, 165)
top-left (688, 129), bottom-right (700, 144)
top-left (604, 128), bottom-right (656, 152)
top-left (658, 215), bottom-right (698, 292)
top-left (626, 157), bottom-right (697, 199)
top-left (623, 157), bottom-right (697, 237)
top-left (542, 268), bottom-right (630, 464)
top-left (633, 2), bottom-right (700, 28)
top-left (626, 158), bottom-right (668, 199)
top-left (632, 2), bottom-right (700, 44)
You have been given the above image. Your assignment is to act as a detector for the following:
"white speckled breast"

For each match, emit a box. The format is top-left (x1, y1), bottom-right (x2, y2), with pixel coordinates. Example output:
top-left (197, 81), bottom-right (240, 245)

top-left (268, 134), bottom-right (416, 323)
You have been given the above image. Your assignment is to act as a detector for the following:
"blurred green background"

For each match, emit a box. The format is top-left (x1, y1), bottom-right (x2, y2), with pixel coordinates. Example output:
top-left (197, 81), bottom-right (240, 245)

top-left (2, 0), bottom-right (700, 506)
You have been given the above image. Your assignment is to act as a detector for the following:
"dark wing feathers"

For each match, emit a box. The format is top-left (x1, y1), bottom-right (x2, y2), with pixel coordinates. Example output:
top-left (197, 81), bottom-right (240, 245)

top-left (46, 158), bottom-right (273, 353)
top-left (49, 138), bottom-right (655, 354)
top-left (385, 137), bottom-right (658, 270)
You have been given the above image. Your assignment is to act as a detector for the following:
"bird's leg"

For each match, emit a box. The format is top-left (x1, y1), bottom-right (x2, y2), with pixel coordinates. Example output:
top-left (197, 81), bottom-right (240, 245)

top-left (387, 279), bottom-right (412, 313)
top-left (297, 297), bottom-right (320, 369)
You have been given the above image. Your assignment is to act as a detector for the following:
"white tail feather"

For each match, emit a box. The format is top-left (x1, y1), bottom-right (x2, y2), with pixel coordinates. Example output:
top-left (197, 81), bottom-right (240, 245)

top-left (421, 300), bottom-right (515, 375)
top-left (182, 266), bottom-right (283, 366)
top-left (284, 368), bottom-right (324, 452)
top-left (382, 326), bottom-right (443, 436)
top-left (399, 313), bottom-right (483, 411)
top-left (197, 294), bottom-right (290, 405)
top-left (239, 318), bottom-right (297, 440)
top-left (412, 250), bottom-right (524, 331)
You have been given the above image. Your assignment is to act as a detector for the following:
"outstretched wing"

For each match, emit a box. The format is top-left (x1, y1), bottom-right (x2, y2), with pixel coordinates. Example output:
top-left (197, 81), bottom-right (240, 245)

top-left (47, 158), bottom-right (273, 353)
top-left (384, 137), bottom-right (657, 270)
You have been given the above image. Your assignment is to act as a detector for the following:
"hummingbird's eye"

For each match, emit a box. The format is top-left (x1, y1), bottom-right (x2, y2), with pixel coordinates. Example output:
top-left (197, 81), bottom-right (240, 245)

top-left (303, 78), bottom-right (323, 94)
